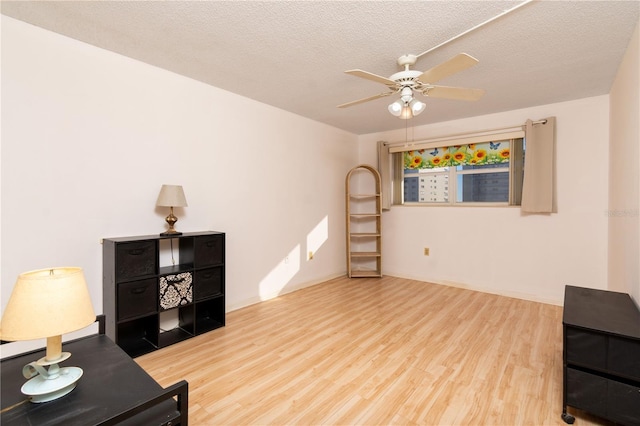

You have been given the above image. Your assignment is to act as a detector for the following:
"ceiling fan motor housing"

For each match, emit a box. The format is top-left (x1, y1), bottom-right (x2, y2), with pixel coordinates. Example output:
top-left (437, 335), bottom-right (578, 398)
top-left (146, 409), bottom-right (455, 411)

top-left (389, 70), bottom-right (422, 86)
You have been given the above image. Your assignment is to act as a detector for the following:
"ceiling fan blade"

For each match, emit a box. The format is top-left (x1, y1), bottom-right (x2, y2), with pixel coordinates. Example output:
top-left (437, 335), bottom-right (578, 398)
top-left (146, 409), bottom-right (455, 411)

top-left (345, 69), bottom-right (397, 87)
top-left (337, 92), bottom-right (394, 108)
top-left (423, 85), bottom-right (485, 101)
top-left (418, 53), bottom-right (479, 84)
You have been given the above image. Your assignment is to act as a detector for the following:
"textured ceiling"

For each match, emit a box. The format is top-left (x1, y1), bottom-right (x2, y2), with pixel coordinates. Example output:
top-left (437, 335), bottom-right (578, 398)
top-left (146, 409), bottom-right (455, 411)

top-left (2, 1), bottom-right (639, 135)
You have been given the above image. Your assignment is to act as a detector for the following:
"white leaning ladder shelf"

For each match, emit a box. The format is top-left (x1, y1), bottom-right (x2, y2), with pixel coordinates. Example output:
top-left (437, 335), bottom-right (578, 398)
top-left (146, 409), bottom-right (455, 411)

top-left (345, 164), bottom-right (382, 278)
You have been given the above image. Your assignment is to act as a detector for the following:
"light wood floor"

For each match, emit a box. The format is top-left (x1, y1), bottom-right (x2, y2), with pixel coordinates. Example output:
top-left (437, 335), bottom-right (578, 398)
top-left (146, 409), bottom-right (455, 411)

top-left (136, 276), bottom-right (612, 425)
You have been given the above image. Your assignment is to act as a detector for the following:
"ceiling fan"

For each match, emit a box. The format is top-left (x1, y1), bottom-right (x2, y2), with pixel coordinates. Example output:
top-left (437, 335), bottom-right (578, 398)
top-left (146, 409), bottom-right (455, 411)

top-left (337, 53), bottom-right (485, 119)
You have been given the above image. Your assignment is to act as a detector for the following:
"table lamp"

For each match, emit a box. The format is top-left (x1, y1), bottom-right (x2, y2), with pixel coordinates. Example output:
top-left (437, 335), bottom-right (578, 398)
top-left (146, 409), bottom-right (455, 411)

top-left (156, 184), bottom-right (188, 236)
top-left (0, 267), bottom-right (96, 403)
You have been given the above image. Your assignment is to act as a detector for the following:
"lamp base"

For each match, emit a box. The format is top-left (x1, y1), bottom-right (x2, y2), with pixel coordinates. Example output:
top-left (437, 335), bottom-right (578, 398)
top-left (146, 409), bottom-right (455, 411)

top-left (21, 366), bottom-right (83, 403)
top-left (160, 207), bottom-right (182, 236)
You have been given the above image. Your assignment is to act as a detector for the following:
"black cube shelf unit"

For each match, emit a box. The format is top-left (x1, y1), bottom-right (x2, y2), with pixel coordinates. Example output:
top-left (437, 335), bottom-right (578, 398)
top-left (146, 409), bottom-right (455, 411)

top-left (103, 231), bottom-right (225, 357)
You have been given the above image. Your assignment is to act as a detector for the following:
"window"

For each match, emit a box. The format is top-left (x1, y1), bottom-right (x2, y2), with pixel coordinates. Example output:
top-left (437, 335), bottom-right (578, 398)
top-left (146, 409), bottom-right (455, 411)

top-left (395, 137), bottom-right (524, 205)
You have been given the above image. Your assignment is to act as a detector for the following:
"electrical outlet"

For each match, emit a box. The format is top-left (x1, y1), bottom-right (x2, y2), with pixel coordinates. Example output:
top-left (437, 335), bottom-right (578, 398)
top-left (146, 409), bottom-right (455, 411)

top-left (424, 247), bottom-right (430, 256)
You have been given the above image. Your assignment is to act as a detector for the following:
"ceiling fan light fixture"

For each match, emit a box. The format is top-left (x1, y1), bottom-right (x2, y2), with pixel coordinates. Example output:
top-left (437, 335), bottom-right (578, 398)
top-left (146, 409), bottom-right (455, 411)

top-left (388, 100), bottom-right (403, 117)
top-left (399, 105), bottom-right (413, 120)
top-left (410, 99), bottom-right (426, 116)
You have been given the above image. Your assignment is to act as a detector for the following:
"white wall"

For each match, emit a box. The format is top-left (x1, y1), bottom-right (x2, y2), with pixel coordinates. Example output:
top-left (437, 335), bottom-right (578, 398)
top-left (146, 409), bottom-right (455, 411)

top-left (2, 14), bottom-right (637, 360)
top-left (358, 95), bottom-right (610, 305)
top-left (0, 16), bottom-right (357, 348)
top-left (609, 19), bottom-right (640, 303)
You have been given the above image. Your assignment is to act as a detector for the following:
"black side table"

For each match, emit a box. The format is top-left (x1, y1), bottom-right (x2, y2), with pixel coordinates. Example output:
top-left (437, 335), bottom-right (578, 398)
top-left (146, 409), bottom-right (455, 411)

top-left (1, 331), bottom-right (188, 425)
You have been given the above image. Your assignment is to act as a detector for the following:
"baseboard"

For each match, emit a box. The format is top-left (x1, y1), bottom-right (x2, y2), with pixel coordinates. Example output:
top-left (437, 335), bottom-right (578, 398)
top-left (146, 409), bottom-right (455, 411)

top-left (226, 271), bottom-right (346, 313)
top-left (383, 270), bottom-right (563, 306)
top-left (227, 271), bottom-right (564, 313)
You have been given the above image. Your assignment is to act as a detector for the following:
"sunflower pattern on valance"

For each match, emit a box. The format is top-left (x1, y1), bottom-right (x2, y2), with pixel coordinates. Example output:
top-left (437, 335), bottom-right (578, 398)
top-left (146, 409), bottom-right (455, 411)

top-left (404, 141), bottom-right (511, 170)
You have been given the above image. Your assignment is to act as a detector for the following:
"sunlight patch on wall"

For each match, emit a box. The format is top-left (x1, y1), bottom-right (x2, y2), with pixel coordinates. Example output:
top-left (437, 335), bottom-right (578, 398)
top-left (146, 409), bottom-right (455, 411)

top-left (306, 216), bottom-right (328, 261)
top-left (259, 244), bottom-right (300, 301)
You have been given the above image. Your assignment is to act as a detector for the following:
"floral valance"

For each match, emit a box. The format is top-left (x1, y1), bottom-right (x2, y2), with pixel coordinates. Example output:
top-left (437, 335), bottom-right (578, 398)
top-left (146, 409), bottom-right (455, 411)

top-left (404, 141), bottom-right (511, 170)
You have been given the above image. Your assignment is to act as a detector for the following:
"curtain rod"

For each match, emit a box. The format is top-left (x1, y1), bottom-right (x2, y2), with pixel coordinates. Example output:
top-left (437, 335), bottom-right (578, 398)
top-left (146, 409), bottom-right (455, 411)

top-left (384, 119), bottom-right (547, 147)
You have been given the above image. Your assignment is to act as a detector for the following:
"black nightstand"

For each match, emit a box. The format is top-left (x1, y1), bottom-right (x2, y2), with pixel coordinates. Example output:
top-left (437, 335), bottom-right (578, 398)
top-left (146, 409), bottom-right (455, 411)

top-left (562, 285), bottom-right (640, 425)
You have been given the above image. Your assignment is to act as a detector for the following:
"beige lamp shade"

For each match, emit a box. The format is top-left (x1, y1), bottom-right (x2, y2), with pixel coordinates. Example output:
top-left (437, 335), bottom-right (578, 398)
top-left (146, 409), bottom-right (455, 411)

top-left (156, 185), bottom-right (188, 207)
top-left (0, 267), bottom-right (96, 341)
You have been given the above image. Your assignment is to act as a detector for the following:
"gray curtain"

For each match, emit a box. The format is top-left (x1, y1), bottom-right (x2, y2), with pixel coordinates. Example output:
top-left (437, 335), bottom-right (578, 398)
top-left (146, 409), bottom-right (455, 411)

top-left (521, 117), bottom-right (557, 213)
top-left (377, 140), bottom-right (391, 210)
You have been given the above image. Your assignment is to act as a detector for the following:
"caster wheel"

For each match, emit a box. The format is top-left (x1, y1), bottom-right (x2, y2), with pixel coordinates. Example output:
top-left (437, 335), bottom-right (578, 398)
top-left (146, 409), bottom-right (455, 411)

top-left (561, 412), bottom-right (575, 424)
